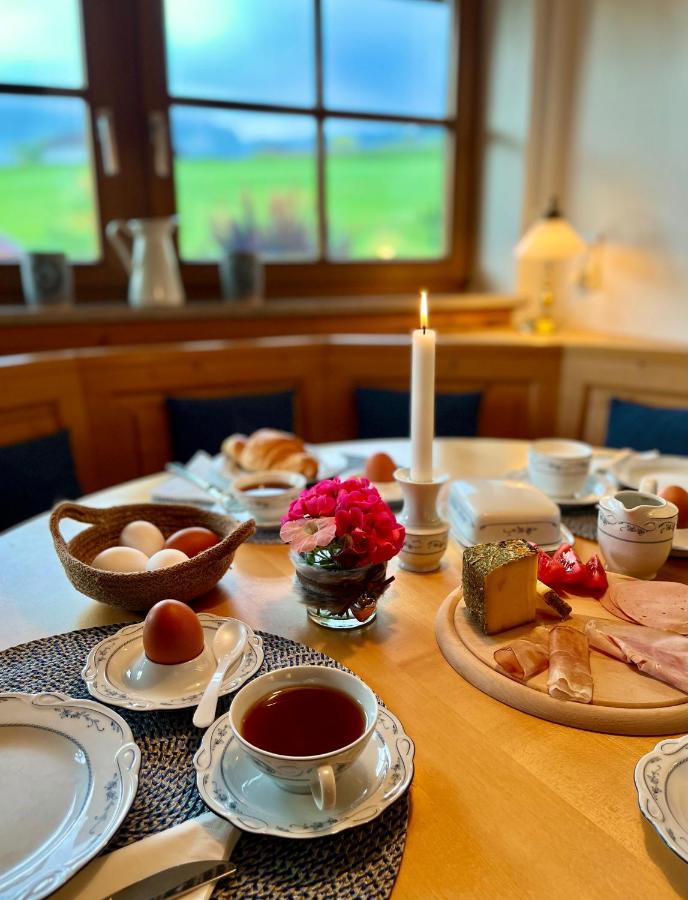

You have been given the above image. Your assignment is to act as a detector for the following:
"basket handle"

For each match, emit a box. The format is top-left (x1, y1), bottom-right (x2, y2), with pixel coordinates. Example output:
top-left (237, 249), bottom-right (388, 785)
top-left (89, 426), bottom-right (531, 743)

top-left (49, 502), bottom-right (111, 552)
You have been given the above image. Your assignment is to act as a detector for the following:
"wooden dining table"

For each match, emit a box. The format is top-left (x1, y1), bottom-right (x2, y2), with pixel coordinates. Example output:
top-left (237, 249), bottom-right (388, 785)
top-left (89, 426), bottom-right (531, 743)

top-left (3, 437), bottom-right (688, 898)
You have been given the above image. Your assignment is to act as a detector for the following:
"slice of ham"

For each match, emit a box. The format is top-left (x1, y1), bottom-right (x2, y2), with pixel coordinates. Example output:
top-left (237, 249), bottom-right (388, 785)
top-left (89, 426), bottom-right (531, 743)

top-left (547, 625), bottom-right (593, 703)
top-left (585, 619), bottom-right (688, 694)
top-left (494, 626), bottom-right (550, 682)
top-left (599, 591), bottom-right (636, 624)
top-left (609, 581), bottom-right (688, 634)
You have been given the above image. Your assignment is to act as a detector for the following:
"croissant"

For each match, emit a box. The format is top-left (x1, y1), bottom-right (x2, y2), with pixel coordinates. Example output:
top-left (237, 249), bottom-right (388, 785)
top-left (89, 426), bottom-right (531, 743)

top-left (222, 428), bottom-right (318, 478)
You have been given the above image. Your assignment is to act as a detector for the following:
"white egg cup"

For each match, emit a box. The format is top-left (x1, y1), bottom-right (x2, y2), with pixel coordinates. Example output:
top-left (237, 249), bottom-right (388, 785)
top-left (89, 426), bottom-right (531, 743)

top-left (394, 468), bottom-right (449, 573)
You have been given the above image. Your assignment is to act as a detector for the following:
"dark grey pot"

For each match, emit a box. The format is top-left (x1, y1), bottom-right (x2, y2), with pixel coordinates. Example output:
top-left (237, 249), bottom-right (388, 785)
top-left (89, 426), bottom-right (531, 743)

top-left (219, 251), bottom-right (264, 303)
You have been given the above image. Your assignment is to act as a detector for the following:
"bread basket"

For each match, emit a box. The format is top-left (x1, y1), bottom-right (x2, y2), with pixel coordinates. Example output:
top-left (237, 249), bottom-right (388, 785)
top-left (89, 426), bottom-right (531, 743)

top-left (50, 501), bottom-right (256, 613)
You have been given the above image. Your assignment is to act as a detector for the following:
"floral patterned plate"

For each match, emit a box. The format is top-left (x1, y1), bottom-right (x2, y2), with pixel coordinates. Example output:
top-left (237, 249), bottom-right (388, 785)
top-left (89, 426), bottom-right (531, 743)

top-left (82, 614), bottom-right (263, 712)
top-left (635, 734), bottom-right (688, 864)
top-left (194, 706), bottom-right (414, 838)
top-left (0, 692), bottom-right (140, 899)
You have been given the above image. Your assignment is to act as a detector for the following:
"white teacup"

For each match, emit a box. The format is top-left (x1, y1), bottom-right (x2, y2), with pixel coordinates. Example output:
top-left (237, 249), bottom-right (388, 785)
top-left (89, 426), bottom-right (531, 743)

top-left (528, 439), bottom-right (592, 498)
top-left (230, 469), bottom-right (305, 525)
top-left (228, 665), bottom-right (378, 810)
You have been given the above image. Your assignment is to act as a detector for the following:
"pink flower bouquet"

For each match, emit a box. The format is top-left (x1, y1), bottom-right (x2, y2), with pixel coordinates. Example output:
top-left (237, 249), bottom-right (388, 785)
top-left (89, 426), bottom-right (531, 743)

top-left (280, 477), bottom-right (406, 626)
top-left (280, 477), bottom-right (405, 570)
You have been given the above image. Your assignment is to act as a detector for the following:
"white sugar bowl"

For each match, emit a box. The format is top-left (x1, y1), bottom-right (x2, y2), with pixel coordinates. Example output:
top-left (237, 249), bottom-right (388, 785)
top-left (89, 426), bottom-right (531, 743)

top-left (597, 490), bottom-right (678, 579)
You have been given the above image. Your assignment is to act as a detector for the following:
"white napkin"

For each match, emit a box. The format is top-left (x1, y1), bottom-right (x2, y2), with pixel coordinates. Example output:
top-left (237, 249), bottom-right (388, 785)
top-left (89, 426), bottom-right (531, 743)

top-left (53, 812), bottom-right (239, 900)
top-left (152, 451), bottom-right (226, 505)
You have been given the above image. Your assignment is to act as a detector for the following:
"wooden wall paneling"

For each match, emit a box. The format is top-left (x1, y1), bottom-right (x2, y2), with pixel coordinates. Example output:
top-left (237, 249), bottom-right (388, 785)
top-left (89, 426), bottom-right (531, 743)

top-left (558, 347), bottom-right (688, 444)
top-left (76, 340), bottom-right (327, 487)
top-left (0, 355), bottom-right (98, 491)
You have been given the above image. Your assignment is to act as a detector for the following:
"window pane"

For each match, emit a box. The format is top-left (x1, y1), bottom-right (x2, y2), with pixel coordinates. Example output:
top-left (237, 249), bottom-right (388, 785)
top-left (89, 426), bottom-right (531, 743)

top-left (325, 119), bottom-right (447, 261)
top-left (323, 0), bottom-right (452, 118)
top-left (164, 0), bottom-right (315, 107)
top-left (170, 106), bottom-right (318, 260)
top-left (0, 0), bottom-right (84, 88)
top-left (0, 95), bottom-right (99, 261)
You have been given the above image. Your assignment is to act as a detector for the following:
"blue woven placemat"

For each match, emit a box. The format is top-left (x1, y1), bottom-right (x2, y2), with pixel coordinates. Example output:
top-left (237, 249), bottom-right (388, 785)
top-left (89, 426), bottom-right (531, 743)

top-left (0, 625), bottom-right (409, 899)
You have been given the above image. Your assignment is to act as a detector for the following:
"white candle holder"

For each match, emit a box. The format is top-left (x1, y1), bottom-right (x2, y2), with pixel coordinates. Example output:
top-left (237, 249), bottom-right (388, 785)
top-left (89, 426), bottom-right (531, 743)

top-left (394, 468), bottom-right (449, 573)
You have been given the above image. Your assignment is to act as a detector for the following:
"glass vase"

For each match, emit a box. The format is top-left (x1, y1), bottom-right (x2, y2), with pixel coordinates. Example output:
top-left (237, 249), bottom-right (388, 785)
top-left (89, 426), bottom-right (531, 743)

top-left (290, 551), bottom-right (392, 630)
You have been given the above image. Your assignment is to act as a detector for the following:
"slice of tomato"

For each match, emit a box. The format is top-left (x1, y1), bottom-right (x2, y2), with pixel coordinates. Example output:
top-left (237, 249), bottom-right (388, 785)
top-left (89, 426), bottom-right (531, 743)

top-left (582, 554), bottom-right (608, 599)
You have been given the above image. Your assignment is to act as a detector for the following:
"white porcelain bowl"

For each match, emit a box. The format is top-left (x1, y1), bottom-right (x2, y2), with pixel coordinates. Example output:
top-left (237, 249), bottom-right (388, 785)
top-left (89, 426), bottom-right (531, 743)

top-left (528, 439), bottom-right (592, 498)
top-left (229, 470), bottom-right (306, 525)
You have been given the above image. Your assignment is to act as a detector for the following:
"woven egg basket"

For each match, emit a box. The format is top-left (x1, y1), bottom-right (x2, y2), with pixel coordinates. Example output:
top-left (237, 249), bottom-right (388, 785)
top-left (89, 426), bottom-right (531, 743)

top-left (50, 501), bottom-right (256, 613)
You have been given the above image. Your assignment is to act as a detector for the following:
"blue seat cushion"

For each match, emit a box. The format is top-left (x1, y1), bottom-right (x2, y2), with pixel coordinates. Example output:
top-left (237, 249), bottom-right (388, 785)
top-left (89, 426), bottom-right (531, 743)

top-left (0, 430), bottom-right (82, 532)
top-left (356, 388), bottom-right (481, 439)
top-left (166, 390), bottom-right (295, 461)
top-left (606, 398), bottom-right (688, 455)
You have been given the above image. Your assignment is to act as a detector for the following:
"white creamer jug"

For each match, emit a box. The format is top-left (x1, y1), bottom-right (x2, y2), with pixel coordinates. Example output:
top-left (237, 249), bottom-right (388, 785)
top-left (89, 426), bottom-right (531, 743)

top-left (597, 490), bottom-right (678, 579)
top-left (106, 217), bottom-right (185, 308)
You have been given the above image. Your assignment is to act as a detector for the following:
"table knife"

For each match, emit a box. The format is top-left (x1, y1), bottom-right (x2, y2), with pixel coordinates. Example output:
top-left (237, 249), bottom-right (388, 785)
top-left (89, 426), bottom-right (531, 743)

top-left (165, 462), bottom-right (242, 513)
top-left (105, 859), bottom-right (236, 900)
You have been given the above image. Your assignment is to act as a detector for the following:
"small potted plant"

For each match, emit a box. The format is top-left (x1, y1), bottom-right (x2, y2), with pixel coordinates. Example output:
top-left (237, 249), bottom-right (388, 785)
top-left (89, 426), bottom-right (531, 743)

top-left (213, 196), bottom-right (263, 304)
top-left (280, 477), bottom-right (405, 629)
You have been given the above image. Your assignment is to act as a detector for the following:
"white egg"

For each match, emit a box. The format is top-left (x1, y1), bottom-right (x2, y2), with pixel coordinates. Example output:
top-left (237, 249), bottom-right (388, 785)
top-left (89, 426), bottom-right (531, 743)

top-left (146, 548), bottom-right (190, 571)
top-left (91, 546), bottom-right (148, 573)
top-left (119, 520), bottom-right (165, 557)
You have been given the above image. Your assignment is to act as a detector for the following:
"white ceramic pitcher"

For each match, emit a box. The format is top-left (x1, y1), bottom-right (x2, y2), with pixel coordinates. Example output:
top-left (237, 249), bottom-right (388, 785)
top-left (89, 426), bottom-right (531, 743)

top-left (597, 490), bottom-right (678, 579)
top-left (106, 217), bottom-right (185, 307)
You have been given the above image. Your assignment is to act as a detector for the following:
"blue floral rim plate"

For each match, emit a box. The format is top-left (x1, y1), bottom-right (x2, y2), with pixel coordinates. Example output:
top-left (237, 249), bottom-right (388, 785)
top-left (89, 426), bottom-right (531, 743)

top-left (634, 734), bottom-right (688, 864)
top-left (82, 614), bottom-right (264, 712)
top-left (194, 705), bottom-right (414, 839)
top-left (0, 691), bottom-right (140, 899)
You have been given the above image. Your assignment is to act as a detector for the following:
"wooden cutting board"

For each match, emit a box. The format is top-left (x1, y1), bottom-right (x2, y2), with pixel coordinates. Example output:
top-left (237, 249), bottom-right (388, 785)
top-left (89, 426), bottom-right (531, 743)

top-left (435, 575), bottom-right (688, 736)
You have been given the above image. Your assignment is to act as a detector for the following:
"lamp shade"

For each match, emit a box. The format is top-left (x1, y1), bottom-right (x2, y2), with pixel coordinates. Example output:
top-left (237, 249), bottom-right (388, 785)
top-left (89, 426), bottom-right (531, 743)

top-left (515, 214), bottom-right (586, 261)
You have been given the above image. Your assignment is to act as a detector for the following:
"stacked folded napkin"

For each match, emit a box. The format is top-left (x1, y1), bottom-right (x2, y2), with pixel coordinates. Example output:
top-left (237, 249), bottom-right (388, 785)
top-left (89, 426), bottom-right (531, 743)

top-left (152, 451), bottom-right (226, 506)
top-left (53, 812), bottom-right (239, 900)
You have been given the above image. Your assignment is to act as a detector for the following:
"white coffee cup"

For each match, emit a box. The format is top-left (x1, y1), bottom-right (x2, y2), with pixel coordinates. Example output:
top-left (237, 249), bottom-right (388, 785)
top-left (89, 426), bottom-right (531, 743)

top-left (229, 469), bottom-right (305, 525)
top-left (528, 439), bottom-right (593, 498)
top-left (228, 665), bottom-right (378, 810)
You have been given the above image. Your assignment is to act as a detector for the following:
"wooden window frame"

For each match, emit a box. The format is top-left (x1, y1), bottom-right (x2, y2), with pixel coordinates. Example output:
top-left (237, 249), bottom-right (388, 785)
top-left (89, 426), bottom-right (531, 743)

top-left (0, 0), bottom-right (481, 302)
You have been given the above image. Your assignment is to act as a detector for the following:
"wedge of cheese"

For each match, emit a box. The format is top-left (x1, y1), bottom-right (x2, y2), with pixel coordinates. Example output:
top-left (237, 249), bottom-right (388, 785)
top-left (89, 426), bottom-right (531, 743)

top-left (462, 540), bottom-right (537, 634)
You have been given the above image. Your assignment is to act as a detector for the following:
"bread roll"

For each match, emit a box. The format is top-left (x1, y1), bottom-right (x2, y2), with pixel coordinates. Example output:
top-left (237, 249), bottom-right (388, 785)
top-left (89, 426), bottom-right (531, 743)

top-left (221, 433), bottom-right (247, 462)
top-left (230, 428), bottom-right (318, 478)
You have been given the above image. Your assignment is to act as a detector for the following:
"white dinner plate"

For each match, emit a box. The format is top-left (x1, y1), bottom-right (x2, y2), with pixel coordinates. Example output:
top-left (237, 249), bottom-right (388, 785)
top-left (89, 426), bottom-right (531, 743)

top-left (611, 453), bottom-right (688, 491)
top-left (82, 614), bottom-right (263, 711)
top-left (507, 469), bottom-right (616, 507)
top-left (212, 446), bottom-right (348, 485)
top-left (635, 734), bottom-right (688, 864)
top-left (194, 705), bottom-right (414, 838)
top-left (0, 692), bottom-right (140, 899)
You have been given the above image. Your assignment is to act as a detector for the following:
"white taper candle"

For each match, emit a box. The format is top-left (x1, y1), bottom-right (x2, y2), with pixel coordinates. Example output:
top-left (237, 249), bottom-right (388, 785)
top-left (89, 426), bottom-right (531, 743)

top-left (410, 290), bottom-right (436, 482)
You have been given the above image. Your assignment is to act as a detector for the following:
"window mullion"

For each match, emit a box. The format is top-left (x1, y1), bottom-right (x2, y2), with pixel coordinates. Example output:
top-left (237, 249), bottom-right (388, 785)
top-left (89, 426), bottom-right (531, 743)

top-left (314, 0), bottom-right (327, 261)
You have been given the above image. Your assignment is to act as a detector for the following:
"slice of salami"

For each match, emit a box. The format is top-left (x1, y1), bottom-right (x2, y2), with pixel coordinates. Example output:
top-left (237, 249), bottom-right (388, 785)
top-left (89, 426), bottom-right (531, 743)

top-left (610, 580), bottom-right (688, 634)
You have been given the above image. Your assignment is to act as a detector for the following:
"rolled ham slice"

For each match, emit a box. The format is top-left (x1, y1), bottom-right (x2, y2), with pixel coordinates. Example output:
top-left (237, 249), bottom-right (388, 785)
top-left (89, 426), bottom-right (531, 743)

top-left (585, 619), bottom-right (688, 694)
top-left (494, 626), bottom-right (550, 682)
top-left (547, 625), bottom-right (593, 703)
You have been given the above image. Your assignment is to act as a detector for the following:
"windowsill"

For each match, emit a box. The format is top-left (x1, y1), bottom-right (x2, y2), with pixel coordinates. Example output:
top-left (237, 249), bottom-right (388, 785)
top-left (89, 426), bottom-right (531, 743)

top-left (0, 292), bottom-right (522, 326)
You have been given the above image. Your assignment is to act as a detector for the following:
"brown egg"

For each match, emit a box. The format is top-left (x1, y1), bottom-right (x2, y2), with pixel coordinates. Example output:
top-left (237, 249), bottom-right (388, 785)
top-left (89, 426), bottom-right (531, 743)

top-left (164, 526), bottom-right (219, 557)
top-left (364, 452), bottom-right (397, 483)
top-left (660, 485), bottom-right (688, 528)
top-left (143, 599), bottom-right (205, 665)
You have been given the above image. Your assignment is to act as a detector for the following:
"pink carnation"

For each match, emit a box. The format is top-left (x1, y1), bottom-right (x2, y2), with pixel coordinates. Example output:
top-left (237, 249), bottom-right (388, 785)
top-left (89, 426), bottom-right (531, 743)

top-left (281, 476), bottom-right (405, 568)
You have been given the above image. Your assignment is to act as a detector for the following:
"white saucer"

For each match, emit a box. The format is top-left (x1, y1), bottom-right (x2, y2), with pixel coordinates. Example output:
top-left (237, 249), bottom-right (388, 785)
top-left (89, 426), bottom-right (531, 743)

top-left (635, 734), bottom-right (688, 864)
top-left (611, 453), bottom-right (688, 490)
top-left (450, 521), bottom-right (575, 553)
top-left (194, 705), bottom-right (414, 838)
top-left (82, 614), bottom-right (263, 711)
top-left (507, 469), bottom-right (615, 507)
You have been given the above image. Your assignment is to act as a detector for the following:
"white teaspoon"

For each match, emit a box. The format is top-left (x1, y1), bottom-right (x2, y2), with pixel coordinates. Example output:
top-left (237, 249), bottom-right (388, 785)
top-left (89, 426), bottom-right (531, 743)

top-left (193, 620), bottom-right (248, 728)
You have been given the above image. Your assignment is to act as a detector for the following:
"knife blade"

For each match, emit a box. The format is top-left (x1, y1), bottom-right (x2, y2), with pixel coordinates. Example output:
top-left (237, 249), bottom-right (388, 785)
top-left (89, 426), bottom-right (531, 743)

top-left (165, 462), bottom-right (242, 513)
top-left (105, 859), bottom-right (236, 900)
